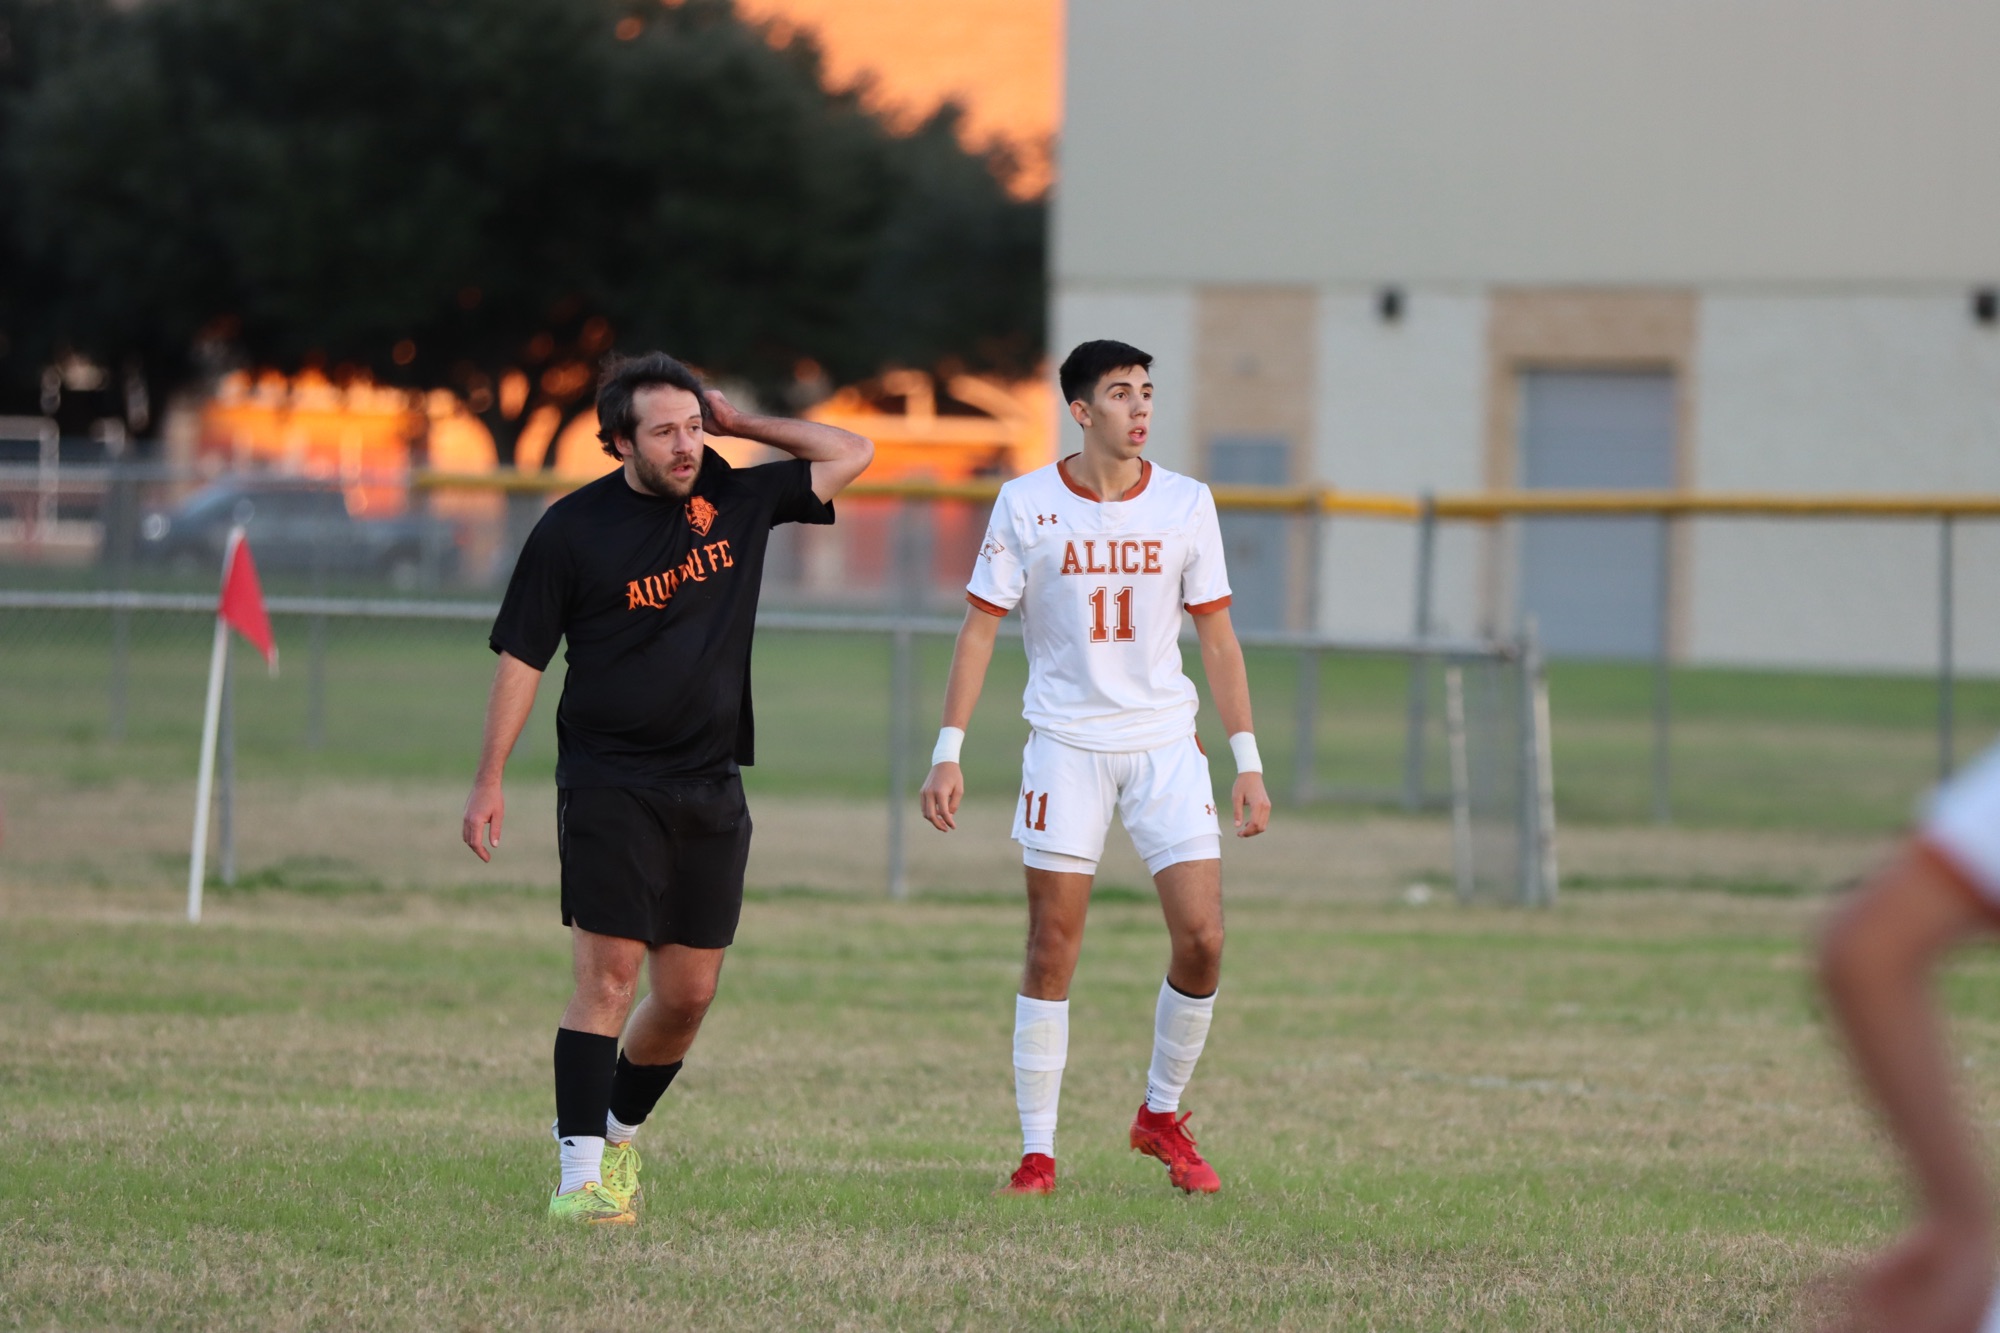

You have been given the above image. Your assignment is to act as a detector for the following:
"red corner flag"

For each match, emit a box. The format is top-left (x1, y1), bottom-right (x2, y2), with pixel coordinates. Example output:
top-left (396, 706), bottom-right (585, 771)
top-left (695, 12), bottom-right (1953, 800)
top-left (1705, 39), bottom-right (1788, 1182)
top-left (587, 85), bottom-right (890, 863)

top-left (219, 527), bottom-right (277, 670)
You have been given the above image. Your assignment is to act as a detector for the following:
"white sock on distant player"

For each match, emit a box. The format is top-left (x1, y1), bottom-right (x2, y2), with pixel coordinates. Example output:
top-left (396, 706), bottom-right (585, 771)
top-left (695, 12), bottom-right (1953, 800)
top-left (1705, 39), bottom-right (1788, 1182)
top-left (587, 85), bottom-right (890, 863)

top-left (605, 1111), bottom-right (640, 1145)
top-left (557, 1135), bottom-right (606, 1194)
top-left (1144, 978), bottom-right (1216, 1114)
top-left (1013, 994), bottom-right (1069, 1157)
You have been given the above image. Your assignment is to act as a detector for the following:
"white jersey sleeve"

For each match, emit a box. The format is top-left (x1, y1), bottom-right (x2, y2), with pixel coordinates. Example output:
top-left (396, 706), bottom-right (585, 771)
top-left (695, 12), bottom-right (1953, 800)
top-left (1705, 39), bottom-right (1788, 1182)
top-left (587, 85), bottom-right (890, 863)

top-left (1925, 740), bottom-right (2000, 907)
top-left (966, 492), bottom-right (1027, 615)
top-left (1180, 484), bottom-right (1232, 614)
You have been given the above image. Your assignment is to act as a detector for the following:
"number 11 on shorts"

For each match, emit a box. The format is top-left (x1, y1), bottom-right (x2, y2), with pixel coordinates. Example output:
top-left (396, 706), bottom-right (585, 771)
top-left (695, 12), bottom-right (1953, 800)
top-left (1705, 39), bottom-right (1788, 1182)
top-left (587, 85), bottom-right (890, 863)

top-left (1022, 789), bottom-right (1048, 831)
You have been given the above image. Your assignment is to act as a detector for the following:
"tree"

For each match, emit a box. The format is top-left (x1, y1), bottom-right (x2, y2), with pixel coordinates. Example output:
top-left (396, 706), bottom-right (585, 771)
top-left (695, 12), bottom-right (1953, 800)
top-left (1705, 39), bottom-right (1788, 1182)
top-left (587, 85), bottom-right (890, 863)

top-left (11, 0), bottom-right (1045, 460)
top-left (0, 0), bottom-right (121, 418)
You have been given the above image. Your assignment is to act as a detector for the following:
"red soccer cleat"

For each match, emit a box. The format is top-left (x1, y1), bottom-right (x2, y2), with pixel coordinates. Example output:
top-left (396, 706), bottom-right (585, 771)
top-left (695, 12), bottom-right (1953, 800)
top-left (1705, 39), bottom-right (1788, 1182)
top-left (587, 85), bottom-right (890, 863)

top-left (1129, 1104), bottom-right (1221, 1194)
top-left (996, 1152), bottom-right (1056, 1195)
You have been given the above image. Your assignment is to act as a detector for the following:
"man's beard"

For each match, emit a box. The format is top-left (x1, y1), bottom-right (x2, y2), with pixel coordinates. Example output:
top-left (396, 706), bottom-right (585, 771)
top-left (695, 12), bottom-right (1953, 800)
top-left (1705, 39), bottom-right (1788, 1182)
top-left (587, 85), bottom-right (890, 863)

top-left (631, 449), bottom-right (699, 498)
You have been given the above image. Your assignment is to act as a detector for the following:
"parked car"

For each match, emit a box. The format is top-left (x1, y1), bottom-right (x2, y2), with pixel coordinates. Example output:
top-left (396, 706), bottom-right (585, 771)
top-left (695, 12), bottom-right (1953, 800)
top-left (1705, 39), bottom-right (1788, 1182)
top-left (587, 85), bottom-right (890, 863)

top-left (138, 478), bottom-right (459, 589)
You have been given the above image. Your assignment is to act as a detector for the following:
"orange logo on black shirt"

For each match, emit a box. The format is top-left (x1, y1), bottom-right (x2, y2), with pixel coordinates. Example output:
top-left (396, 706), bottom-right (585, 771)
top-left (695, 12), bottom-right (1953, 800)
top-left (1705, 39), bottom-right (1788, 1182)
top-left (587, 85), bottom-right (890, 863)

top-left (626, 540), bottom-right (735, 610)
top-left (686, 495), bottom-right (717, 536)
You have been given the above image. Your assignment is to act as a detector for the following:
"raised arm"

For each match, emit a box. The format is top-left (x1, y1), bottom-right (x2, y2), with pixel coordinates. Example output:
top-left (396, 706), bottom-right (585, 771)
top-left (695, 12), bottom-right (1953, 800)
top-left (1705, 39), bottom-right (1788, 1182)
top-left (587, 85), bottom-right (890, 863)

top-left (462, 650), bottom-right (543, 861)
top-left (1192, 606), bottom-right (1272, 838)
top-left (704, 390), bottom-right (873, 503)
top-left (918, 606), bottom-right (1003, 832)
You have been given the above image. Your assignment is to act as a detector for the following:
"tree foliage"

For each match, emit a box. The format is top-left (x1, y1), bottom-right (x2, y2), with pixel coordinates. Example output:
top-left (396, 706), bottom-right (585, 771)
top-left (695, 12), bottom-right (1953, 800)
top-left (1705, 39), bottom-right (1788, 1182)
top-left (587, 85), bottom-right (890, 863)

top-left (3, 0), bottom-right (1045, 458)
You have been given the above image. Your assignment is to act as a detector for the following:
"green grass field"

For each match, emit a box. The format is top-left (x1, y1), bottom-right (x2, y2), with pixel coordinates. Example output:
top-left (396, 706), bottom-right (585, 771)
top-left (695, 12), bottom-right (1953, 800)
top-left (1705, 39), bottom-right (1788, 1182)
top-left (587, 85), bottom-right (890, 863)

top-left (6, 604), bottom-right (1998, 1327)
top-left (5, 872), bottom-right (1983, 1331)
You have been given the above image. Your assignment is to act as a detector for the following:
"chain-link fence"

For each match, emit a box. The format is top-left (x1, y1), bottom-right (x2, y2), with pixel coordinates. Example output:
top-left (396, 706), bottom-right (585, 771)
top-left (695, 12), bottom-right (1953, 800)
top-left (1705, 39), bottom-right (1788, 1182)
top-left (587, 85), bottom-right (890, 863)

top-left (0, 587), bottom-right (1544, 904)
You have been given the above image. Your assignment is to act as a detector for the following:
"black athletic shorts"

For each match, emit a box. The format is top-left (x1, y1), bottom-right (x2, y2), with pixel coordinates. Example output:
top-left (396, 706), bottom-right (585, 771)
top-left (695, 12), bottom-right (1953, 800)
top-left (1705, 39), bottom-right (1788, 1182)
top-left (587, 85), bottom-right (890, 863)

top-left (556, 778), bottom-right (752, 948)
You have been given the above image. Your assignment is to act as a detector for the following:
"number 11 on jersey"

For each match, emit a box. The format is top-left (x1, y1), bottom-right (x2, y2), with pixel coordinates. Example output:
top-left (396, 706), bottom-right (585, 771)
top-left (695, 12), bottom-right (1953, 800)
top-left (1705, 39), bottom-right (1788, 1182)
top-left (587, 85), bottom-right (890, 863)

top-left (1088, 586), bottom-right (1135, 643)
top-left (1022, 789), bottom-right (1048, 831)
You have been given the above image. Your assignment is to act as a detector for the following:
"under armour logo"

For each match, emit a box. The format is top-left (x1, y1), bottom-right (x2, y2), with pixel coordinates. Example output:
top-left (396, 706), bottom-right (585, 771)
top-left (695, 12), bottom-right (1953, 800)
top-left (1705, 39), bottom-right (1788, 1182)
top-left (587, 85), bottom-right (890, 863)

top-left (1204, 803), bottom-right (1216, 816)
top-left (1036, 513), bottom-right (1059, 525)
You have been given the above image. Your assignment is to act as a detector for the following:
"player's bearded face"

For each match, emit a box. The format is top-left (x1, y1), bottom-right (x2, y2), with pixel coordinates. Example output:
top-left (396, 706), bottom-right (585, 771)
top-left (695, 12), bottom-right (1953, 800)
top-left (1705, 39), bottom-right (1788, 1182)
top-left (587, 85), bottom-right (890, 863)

top-left (623, 385), bottom-right (706, 498)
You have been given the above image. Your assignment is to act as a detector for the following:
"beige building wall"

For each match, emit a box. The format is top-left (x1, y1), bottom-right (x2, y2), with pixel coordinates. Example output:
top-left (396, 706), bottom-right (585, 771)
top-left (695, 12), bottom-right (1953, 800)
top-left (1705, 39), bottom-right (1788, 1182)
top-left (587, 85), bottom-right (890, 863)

top-left (1059, 1), bottom-right (2000, 286)
top-left (1688, 296), bottom-right (2000, 672)
top-left (1312, 289), bottom-right (1487, 642)
top-left (1054, 1), bottom-right (2000, 671)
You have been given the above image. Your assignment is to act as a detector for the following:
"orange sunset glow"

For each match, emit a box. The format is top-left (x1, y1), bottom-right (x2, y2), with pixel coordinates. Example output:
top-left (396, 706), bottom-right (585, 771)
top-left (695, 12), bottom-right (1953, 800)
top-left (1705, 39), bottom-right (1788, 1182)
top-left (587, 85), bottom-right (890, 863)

top-left (192, 0), bottom-right (1061, 484)
top-left (736, 0), bottom-right (1061, 196)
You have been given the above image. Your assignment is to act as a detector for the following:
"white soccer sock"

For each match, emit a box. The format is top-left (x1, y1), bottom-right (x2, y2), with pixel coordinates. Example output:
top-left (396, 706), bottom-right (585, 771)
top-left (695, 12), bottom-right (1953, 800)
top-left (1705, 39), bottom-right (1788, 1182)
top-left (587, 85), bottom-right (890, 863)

top-left (557, 1134), bottom-right (606, 1194)
top-left (1013, 994), bottom-right (1070, 1158)
top-left (605, 1111), bottom-right (641, 1145)
top-left (1144, 978), bottom-right (1216, 1114)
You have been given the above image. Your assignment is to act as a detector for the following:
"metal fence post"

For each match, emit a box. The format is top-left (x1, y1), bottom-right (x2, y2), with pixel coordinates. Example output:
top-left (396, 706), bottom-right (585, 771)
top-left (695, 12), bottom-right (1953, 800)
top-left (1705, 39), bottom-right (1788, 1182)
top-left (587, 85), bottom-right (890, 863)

top-left (1445, 664), bottom-right (1474, 904)
top-left (1651, 513), bottom-right (1673, 825)
top-left (106, 461), bottom-right (135, 743)
top-left (1401, 492), bottom-right (1438, 810)
top-left (1517, 619), bottom-right (1544, 907)
top-left (1293, 648), bottom-right (1318, 804)
top-left (1531, 644), bottom-right (1558, 907)
top-left (307, 535), bottom-right (327, 750)
top-left (1940, 514), bottom-right (1956, 781)
top-left (885, 499), bottom-right (917, 901)
top-left (1294, 493), bottom-right (1325, 803)
top-left (307, 614), bottom-right (328, 751)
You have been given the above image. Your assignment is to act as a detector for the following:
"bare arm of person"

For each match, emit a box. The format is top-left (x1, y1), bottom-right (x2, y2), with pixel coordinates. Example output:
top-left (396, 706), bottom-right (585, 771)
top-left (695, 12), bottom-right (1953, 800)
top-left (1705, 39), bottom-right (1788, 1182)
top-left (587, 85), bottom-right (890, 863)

top-left (918, 607), bottom-right (1002, 833)
top-left (704, 390), bottom-right (873, 503)
top-left (1819, 844), bottom-right (1998, 1333)
top-left (1192, 606), bottom-right (1271, 838)
top-left (461, 650), bottom-right (543, 862)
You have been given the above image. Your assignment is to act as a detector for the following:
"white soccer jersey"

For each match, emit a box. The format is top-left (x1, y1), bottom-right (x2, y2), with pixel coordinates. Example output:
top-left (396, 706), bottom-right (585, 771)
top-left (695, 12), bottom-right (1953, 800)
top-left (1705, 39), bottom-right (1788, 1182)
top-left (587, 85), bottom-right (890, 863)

top-left (966, 457), bottom-right (1232, 753)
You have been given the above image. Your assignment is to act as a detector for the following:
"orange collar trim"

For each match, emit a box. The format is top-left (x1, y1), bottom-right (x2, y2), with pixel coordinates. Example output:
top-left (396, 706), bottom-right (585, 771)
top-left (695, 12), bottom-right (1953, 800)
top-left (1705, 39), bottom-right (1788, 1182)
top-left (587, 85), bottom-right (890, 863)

top-left (1058, 455), bottom-right (1151, 503)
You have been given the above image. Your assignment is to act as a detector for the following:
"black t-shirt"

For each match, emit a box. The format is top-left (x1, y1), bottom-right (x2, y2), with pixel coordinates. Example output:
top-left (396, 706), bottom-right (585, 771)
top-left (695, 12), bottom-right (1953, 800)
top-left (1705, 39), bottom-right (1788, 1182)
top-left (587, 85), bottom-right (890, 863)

top-left (489, 449), bottom-right (833, 787)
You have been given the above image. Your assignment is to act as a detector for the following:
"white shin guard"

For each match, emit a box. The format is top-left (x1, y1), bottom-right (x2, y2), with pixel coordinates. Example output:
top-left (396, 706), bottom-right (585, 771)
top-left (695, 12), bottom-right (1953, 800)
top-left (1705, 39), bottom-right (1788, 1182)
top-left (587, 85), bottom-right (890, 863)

top-left (1145, 978), bottom-right (1216, 1114)
top-left (1013, 994), bottom-right (1070, 1157)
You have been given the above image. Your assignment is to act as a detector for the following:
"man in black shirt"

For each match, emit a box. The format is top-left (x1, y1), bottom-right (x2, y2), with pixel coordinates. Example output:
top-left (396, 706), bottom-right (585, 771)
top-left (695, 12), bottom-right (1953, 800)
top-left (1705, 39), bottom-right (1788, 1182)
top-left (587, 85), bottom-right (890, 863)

top-left (463, 351), bottom-right (871, 1225)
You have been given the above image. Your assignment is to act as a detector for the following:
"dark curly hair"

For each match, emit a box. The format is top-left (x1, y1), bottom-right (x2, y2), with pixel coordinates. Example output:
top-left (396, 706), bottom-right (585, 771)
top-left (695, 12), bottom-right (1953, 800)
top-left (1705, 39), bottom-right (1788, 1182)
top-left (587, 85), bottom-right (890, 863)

top-left (595, 352), bottom-right (708, 458)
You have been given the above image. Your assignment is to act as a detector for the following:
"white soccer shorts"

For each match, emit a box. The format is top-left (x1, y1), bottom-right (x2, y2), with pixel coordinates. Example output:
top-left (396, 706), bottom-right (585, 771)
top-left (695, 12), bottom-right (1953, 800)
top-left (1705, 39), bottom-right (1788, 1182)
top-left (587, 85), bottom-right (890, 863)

top-left (1926, 740), bottom-right (2000, 904)
top-left (1013, 730), bottom-right (1222, 876)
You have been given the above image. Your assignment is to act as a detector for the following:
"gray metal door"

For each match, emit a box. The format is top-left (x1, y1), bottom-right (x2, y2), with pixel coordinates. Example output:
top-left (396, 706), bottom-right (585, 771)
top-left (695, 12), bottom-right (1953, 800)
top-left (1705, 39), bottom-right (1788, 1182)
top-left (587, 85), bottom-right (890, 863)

top-left (1518, 371), bottom-right (1675, 659)
top-left (1208, 437), bottom-right (1290, 631)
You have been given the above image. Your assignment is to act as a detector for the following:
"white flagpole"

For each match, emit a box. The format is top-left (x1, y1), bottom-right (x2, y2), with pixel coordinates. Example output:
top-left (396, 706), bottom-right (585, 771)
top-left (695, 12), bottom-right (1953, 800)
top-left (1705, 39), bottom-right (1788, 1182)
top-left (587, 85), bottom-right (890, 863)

top-left (187, 527), bottom-right (243, 924)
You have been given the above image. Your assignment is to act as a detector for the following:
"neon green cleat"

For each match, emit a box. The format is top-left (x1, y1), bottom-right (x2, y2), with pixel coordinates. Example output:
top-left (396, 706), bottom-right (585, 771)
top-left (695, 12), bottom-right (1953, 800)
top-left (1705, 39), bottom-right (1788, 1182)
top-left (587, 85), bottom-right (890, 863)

top-left (547, 1181), bottom-right (635, 1226)
top-left (600, 1140), bottom-right (642, 1213)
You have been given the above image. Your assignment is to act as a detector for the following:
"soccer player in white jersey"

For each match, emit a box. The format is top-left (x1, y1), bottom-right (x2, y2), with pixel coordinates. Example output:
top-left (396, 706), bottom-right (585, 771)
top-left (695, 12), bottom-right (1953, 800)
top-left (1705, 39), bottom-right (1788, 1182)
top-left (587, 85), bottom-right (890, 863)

top-left (919, 339), bottom-right (1272, 1196)
top-left (1818, 741), bottom-right (2000, 1332)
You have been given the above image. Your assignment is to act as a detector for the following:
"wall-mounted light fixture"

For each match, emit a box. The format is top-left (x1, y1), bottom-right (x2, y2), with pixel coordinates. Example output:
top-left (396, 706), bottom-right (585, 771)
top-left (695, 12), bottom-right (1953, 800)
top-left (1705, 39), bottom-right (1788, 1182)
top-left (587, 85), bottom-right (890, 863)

top-left (1377, 286), bottom-right (1404, 324)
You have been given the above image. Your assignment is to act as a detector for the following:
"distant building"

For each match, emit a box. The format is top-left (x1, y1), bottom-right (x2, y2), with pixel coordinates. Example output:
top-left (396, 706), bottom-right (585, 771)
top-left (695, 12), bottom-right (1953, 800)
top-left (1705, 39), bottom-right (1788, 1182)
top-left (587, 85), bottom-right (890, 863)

top-left (1055, 0), bottom-right (2000, 672)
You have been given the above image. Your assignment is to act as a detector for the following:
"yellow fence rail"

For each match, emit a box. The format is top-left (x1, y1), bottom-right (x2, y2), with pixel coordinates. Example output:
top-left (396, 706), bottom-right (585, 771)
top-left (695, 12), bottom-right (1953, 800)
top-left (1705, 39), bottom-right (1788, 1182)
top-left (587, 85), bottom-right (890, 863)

top-left (411, 469), bottom-right (2000, 520)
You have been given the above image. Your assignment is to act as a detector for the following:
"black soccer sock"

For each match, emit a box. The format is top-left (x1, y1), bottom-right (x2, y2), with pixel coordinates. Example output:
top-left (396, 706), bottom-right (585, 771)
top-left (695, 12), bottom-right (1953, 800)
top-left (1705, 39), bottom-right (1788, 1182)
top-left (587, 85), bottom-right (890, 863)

top-left (553, 1028), bottom-right (620, 1141)
top-left (609, 1053), bottom-right (684, 1128)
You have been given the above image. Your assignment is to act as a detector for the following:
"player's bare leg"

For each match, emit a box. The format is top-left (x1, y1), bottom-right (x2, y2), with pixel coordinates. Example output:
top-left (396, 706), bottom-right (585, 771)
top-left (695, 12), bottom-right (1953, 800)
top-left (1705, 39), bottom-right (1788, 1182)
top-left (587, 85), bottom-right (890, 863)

top-left (1152, 857), bottom-right (1223, 996)
top-left (624, 944), bottom-right (725, 1065)
top-left (562, 927), bottom-right (649, 1035)
top-left (1021, 869), bottom-right (1095, 1000)
top-left (1129, 857), bottom-right (1225, 1193)
top-left (1818, 844), bottom-right (2000, 1332)
top-left (571, 943), bottom-right (725, 1213)
top-left (1000, 868), bottom-right (1094, 1194)
top-left (549, 927), bottom-right (648, 1220)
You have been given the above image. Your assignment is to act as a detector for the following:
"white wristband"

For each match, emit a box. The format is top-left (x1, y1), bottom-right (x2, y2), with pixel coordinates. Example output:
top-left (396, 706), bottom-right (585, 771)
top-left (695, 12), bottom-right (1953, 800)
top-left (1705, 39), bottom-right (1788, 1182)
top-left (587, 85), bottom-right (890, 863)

top-left (932, 726), bottom-right (965, 766)
top-left (1228, 732), bottom-right (1263, 775)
